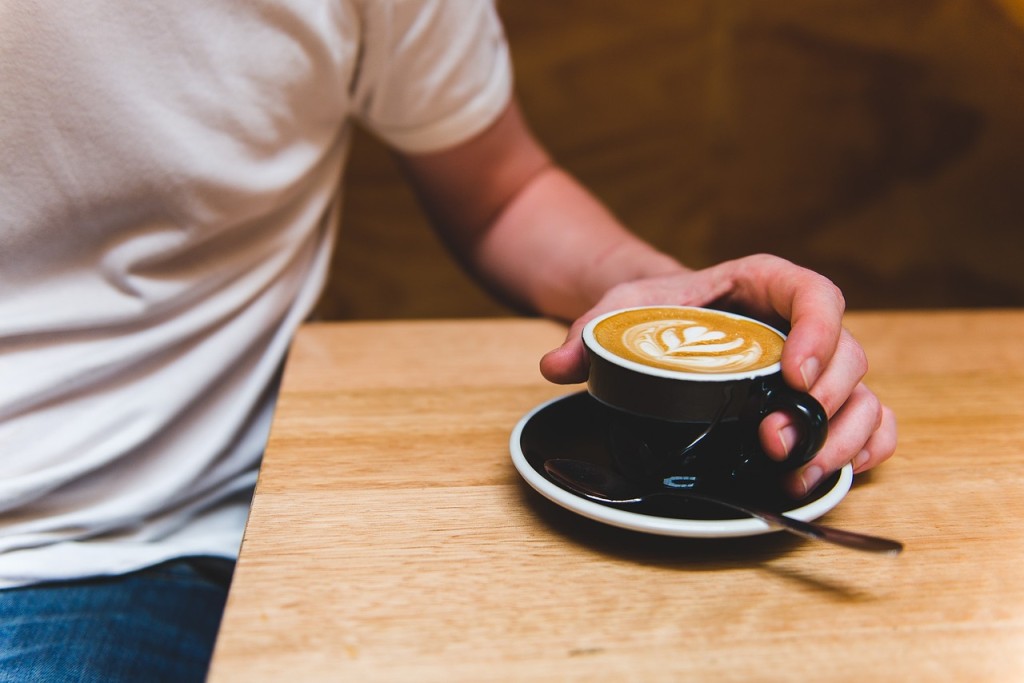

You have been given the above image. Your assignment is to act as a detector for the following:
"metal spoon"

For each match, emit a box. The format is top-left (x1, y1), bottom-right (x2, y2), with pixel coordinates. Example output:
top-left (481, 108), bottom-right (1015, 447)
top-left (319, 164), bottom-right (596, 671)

top-left (543, 458), bottom-right (903, 555)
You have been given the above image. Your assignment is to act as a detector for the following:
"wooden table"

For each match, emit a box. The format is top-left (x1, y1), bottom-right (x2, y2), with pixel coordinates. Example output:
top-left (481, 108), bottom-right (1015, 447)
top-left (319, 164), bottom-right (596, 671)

top-left (208, 310), bottom-right (1024, 682)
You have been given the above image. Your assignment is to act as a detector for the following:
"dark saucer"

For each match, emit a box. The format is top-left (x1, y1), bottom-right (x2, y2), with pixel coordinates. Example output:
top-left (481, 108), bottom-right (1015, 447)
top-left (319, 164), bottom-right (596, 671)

top-left (510, 391), bottom-right (852, 537)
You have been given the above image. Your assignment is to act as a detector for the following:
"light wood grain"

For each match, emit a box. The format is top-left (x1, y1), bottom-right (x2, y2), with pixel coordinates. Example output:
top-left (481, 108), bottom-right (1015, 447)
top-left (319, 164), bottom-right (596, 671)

top-left (209, 311), bottom-right (1024, 683)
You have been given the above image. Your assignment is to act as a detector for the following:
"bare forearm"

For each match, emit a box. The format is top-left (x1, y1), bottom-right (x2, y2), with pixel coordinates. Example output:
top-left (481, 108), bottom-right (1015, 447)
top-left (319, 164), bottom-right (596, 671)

top-left (395, 101), bottom-right (684, 321)
top-left (469, 164), bottom-right (685, 321)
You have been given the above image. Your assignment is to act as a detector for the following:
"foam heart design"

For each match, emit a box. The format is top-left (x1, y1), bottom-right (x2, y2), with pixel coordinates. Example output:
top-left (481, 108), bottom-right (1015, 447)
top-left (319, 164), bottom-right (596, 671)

top-left (680, 325), bottom-right (726, 345)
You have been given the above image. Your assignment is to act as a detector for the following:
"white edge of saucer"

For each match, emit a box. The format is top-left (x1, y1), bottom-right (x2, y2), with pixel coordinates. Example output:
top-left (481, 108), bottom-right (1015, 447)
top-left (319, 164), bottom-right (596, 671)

top-left (509, 393), bottom-right (854, 539)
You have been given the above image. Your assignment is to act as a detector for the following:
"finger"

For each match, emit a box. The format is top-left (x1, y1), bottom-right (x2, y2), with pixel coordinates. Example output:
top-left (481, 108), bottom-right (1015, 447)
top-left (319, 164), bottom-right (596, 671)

top-left (718, 255), bottom-right (846, 393)
top-left (804, 328), bottom-right (869, 416)
top-left (776, 280), bottom-right (846, 393)
top-left (783, 383), bottom-right (884, 497)
top-left (758, 410), bottom-right (796, 462)
top-left (757, 328), bottom-right (867, 461)
top-left (539, 300), bottom-right (621, 384)
top-left (852, 405), bottom-right (898, 474)
top-left (539, 322), bottom-right (589, 384)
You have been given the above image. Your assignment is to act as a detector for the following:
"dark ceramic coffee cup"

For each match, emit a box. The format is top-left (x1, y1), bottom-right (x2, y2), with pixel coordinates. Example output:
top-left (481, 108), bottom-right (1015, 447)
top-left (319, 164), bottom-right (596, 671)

top-left (582, 306), bottom-right (828, 484)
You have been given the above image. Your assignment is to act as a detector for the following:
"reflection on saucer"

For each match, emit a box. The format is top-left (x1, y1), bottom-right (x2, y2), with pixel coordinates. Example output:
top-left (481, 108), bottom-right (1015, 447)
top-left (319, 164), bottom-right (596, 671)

top-left (510, 391), bottom-right (853, 538)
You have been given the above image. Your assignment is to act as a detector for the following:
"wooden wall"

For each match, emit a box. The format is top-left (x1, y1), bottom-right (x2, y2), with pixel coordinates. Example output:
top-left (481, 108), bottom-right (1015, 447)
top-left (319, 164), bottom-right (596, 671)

top-left (315, 0), bottom-right (1024, 321)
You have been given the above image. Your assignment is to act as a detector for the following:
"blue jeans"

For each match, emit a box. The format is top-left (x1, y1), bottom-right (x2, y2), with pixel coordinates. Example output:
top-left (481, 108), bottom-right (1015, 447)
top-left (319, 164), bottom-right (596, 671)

top-left (0, 557), bottom-right (234, 682)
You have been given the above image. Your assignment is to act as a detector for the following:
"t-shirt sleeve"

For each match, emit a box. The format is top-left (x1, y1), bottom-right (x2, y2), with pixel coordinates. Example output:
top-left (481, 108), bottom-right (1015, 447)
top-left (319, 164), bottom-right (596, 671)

top-left (350, 0), bottom-right (513, 154)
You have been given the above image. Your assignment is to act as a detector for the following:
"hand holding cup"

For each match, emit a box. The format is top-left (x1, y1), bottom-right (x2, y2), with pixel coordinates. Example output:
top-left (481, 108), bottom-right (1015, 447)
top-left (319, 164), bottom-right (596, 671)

top-left (582, 306), bottom-right (828, 487)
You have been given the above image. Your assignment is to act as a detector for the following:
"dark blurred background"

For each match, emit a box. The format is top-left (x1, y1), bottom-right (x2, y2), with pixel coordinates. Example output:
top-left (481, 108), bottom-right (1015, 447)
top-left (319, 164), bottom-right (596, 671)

top-left (315, 0), bottom-right (1024, 320)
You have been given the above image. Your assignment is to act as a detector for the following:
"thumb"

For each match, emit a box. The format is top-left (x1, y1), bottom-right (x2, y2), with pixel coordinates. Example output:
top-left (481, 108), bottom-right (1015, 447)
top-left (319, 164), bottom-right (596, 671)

top-left (539, 325), bottom-right (589, 384)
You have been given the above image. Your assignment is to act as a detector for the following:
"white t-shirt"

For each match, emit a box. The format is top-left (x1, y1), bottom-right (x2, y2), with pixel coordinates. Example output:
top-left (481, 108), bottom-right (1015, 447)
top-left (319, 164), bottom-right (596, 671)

top-left (0, 0), bottom-right (512, 587)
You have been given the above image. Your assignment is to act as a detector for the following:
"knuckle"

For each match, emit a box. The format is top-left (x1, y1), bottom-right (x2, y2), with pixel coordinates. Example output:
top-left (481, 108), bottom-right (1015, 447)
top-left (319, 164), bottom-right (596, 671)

top-left (807, 272), bottom-right (846, 314)
top-left (881, 406), bottom-right (898, 445)
top-left (865, 392), bottom-right (884, 429)
top-left (750, 252), bottom-right (780, 267)
top-left (867, 406), bottom-right (899, 465)
top-left (841, 335), bottom-right (869, 380)
top-left (828, 280), bottom-right (847, 313)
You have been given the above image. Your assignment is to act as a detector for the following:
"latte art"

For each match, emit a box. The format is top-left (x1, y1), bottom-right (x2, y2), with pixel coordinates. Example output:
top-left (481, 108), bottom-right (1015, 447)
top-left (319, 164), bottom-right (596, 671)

top-left (626, 320), bottom-right (765, 372)
top-left (592, 307), bottom-right (784, 375)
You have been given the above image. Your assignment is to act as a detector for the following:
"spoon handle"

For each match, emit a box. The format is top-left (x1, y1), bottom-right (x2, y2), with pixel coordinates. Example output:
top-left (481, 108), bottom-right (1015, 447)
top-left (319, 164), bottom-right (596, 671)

top-left (670, 491), bottom-right (904, 555)
top-left (542, 458), bottom-right (903, 555)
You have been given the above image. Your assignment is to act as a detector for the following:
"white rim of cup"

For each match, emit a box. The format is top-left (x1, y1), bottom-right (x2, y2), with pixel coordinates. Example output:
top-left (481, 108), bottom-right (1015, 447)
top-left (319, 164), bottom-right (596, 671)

top-left (582, 306), bottom-right (785, 383)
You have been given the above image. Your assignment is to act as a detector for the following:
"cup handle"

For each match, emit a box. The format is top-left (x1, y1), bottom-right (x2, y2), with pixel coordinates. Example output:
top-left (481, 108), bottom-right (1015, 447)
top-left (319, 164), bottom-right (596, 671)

top-left (759, 384), bottom-right (829, 470)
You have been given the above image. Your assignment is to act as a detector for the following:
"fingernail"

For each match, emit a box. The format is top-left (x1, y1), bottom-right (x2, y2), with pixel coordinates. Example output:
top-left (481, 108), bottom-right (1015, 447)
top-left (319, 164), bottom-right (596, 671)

top-left (800, 465), bottom-right (823, 495)
top-left (852, 449), bottom-right (870, 472)
top-left (799, 357), bottom-right (820, 391)
top-left (776, 428), bottom-right (790, 456)
top-left (776, 425), bottom-right (799, 457)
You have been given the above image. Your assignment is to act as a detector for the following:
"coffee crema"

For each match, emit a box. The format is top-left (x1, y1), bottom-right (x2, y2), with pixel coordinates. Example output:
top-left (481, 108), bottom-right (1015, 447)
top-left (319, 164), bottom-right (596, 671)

top-left (592, 307), bottom-right (784, 374)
